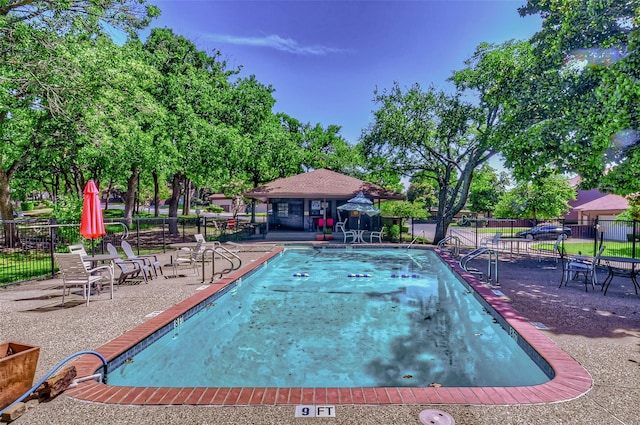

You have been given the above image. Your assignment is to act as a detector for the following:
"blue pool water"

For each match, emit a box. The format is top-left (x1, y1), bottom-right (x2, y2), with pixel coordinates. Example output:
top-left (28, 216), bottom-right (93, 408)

top-left (108, 247), bottom-right (550, 388)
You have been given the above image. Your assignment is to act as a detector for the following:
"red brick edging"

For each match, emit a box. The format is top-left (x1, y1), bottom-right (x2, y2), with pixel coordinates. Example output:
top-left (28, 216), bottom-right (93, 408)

top-left (65, 247), bottom-right (592, 406)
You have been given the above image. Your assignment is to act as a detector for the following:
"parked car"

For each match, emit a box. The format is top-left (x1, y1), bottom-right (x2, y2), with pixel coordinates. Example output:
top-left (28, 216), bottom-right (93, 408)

top-left (516, 224), bottom-right (572, 240)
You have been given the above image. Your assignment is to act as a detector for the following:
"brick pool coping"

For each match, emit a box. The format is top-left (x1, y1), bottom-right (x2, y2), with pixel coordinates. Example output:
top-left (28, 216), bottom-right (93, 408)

top-left (66, 246), bottom-right (592, 406)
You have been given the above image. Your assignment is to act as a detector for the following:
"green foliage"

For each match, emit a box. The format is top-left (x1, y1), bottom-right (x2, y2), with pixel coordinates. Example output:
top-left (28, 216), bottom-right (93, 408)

top-left (468, 164), bottom-right (509, 215)
top-left (616, 193), bottom-right (639, 221)
top-left (387, 224), bottom-right (400, 240)
top-left (51, 197), bottom-right (83, 244)
top-left (406, 175), bottom-right (437, 208)
top-left (381, 200), bottom-right (428, 219)
top-left (494, 174), bottom-right (576, 219)
top-left (504, 1), bottom-right (639, 193)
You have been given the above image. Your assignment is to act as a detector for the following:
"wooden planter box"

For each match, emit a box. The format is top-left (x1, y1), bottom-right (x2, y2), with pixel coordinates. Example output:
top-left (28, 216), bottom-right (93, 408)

top-left (315, 233), bottom-right (333, 241)
top-left (0, 342), bottom-right (40, 410)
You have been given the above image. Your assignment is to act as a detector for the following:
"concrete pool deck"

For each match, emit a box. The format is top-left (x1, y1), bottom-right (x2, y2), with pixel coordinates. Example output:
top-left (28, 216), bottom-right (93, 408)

top-left (1, 242), bottom-right (639, 424)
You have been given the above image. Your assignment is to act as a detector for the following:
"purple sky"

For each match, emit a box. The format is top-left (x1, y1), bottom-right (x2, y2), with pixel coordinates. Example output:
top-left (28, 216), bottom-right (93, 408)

top-left (146, 1), bottom-right (542, 144)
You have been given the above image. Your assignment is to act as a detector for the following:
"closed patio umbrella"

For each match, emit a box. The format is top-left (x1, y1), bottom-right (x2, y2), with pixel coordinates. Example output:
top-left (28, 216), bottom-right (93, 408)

top-left (80, 180), bottom-right (105, 253)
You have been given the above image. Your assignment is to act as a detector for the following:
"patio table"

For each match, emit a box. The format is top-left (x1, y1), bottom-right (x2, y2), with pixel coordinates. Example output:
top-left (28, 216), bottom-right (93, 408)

top-left (598, 256), bottom-right (640, 296)
top-left (351, 230), bottom-right (366, 244)
top-left (82, 253), bottom-right (120, 270)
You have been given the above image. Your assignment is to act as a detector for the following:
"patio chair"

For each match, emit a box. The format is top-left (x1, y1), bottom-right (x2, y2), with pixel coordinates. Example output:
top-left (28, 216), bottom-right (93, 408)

top-left (68, 243), bottom-right (91, 268)
top-left (172, 239), bottom-right (203, 276)
top-left (121, 240), bottom-right (162, 279)
top-left (338, 226), bottom-right (356, 243)
top-left (369, 230), bottom-right (383, 243)
top-left (480, 232), bottom-right (502, 250)
top-left (54, 252), bottom-right (114, 306)
top-left (106, 243), bottom-right (146, 284)
top-left (560, 245), bottom-right (605, 291)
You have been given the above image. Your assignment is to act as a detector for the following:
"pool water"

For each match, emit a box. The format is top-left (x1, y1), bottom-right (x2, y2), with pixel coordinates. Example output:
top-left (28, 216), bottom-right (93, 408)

top-left (108, 247), bottom-right (550, 388)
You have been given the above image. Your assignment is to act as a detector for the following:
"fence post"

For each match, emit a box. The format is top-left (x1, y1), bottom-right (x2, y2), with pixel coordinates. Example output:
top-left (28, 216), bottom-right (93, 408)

top-left (49, 219), bottom-right (56, 277)
top-left (633, 220), bottom-right (637, 259)
top-left (592, 218), bottom-right (596, 254)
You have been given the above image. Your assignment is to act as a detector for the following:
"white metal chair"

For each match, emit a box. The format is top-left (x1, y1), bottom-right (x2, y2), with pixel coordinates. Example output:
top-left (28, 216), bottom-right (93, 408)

top-left (172, 239), bottom-right (203, 276)
top-left (68, 243), bottom-right (91, 268)
top-left (560, 245), bottom-right (605, 291)
top-left (54, 252), bottom-right (114, 306)
top-left (369, 230), bottom-right (383, 243)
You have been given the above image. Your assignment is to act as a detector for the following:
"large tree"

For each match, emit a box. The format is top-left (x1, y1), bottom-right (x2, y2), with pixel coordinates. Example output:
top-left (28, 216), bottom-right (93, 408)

top-left (361, 40), bottom-right (532, 243)
top-left (360, 84), bottom-right (483, 243)
top-left (0, 1), bottom-right (159, 241)
top-left (501, 1), bottom-right (638, 192)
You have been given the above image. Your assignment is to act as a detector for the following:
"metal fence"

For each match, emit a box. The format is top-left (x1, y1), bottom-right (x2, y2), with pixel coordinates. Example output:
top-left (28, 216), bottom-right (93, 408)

top-left (447, 217), bottom-right (638, 257)
top-left (0, 217), bottom-right (266, 286)
top-left (2, 215), bottom-right (637, 286)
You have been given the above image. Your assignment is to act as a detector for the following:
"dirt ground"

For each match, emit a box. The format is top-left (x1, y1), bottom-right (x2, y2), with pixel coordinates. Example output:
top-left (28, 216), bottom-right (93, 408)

top-left (478, 253), bottom-right (640, 340)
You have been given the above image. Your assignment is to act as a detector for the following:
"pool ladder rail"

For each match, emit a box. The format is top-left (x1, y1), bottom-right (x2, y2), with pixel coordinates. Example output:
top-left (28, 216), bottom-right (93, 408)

top-left (437, 235), bottom-right (462, 257)
top-left (201, 243), bottom-right (242, 283)
top-left (459, 247), bottom-right (499, 285)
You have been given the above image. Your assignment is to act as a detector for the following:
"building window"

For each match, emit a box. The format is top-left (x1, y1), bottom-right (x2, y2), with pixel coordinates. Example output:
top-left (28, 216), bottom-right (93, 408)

top-left (277, 203), bottom-right (289, 218)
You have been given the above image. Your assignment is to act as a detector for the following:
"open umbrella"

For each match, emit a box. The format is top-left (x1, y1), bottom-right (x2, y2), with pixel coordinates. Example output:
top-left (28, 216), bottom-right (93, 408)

top-left (337, 191), bottom-right (381, 229)
top-left (80, 180), bottom-right (105, 253)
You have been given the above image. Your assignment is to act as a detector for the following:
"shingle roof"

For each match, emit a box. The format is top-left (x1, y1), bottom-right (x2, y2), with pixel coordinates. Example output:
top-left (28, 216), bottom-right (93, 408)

top-left (243, 169), bottom-right (405, 201)
top-left (573, 194), bottom-right (628, 212)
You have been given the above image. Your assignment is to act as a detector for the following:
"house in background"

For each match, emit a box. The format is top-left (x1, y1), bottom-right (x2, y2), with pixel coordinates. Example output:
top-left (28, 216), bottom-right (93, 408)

top-left (207, 193), bottom-right (267, 214)
top-left (565, 176), bottom-right (629, 224)
top-left (565, 176), bottom-right (630, 241)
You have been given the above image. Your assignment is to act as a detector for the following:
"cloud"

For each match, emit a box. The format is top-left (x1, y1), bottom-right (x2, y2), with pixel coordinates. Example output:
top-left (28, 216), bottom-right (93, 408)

top-left (206, 34), bottom-right (344, 55)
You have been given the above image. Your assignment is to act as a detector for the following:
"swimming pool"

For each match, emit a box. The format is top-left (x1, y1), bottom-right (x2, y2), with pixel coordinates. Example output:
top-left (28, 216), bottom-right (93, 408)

top-left (108, 247), bottom-right (549, 388)
top-left (66, 245), bottom-right (592, 406)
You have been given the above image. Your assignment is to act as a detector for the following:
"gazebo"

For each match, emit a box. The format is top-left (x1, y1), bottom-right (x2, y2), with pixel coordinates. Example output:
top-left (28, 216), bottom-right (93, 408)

top-left (243, 169), bottom-right (404, 232)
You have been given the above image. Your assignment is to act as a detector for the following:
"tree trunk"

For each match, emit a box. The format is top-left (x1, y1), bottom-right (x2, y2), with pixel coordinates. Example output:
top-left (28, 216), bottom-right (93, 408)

top-left (123, 166), bottom-right (139, 228)
top-left (152, 170), bottom-right (160, 217)
top-left (182, 177), bottom-right (190, 216)
top-left (433, 216), bottom-right (453, 245)
top-left (168, 174), bottom-right (182, 235)
top-left (0, 170), bottom-right (18, 247)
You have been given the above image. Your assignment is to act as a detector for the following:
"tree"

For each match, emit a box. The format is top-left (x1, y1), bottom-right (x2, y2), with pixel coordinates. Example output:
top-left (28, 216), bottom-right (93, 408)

top-left (301, 123), bottom-right (360, 173)
top-left (494, 174), bottom-right (576, 220)
top-left (360, 84), bottom-right (483, 243)
top-left (468, 164), bottom-right (509, 216)
top-left (0, 1), bottom-right (159, 241)
top-left (501, 1), bottom-right (639, 192)
top-left (142, 28), bottom-right (237, 232)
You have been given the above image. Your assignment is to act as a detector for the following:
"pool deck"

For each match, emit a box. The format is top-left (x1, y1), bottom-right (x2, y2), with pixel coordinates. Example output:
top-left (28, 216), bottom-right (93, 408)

top-left (1, 240), bottom-right (639, 424)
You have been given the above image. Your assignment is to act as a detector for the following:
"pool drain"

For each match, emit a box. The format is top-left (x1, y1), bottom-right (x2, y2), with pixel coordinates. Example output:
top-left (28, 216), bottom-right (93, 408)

top-left (419, 409), bottom-right (455, 425)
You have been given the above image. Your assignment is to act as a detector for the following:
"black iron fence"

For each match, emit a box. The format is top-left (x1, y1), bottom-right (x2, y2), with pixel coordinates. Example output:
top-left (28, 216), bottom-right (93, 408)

top-left (447, 217), bottom-right (638, 257)
top-left (0, 217), bottom-right (266, 286)
top-left (2, 215), bottom-right (638, 286)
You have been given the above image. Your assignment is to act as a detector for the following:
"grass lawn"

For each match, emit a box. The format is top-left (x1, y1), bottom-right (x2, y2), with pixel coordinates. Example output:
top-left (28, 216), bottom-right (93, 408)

top-left (534, 240), bottom-right (632, 257)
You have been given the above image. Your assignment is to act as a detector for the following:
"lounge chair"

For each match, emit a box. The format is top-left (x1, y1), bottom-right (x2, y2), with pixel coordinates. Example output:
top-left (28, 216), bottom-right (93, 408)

top-left (106, 243), bottom-right (146, 284)
top-left (121, 240), bottom-right (162, 279)
top-left (54, 252), bottom-right (114, 306)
